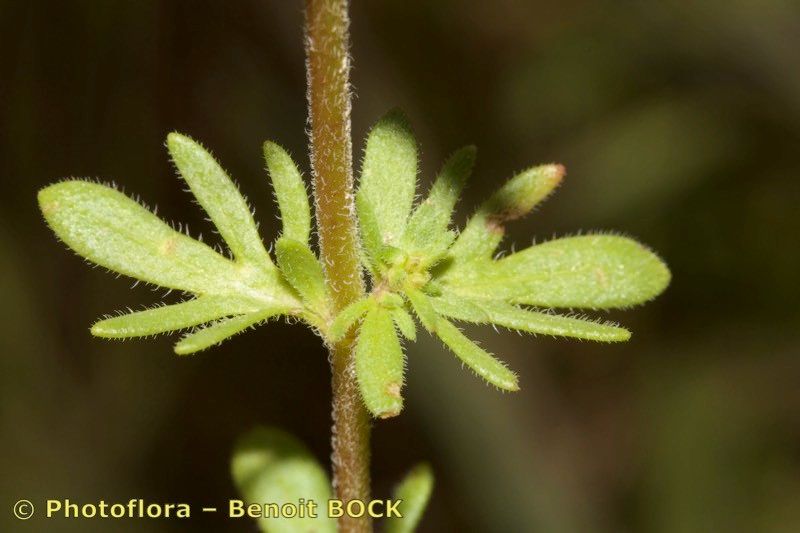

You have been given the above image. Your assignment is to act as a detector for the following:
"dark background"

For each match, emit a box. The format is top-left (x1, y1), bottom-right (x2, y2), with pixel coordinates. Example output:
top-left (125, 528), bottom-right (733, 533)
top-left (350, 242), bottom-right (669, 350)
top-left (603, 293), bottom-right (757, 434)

top-left (2, 1), bottom-right (799, 531)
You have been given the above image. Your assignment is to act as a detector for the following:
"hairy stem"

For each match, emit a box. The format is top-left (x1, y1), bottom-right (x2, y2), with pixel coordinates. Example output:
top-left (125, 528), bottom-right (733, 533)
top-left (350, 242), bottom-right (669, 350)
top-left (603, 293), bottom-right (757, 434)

top-left (305, 1), bottom-right (371, 532)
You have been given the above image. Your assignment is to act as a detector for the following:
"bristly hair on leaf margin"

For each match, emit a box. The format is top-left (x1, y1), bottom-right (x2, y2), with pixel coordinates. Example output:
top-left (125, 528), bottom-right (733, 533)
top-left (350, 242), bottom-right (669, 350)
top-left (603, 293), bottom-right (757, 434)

top-left (337, 109), bottom-right (670, 418)
top-left (38, 111), bottom-right (669, 421)
top-left (39, 133), bottom-right (331, 354)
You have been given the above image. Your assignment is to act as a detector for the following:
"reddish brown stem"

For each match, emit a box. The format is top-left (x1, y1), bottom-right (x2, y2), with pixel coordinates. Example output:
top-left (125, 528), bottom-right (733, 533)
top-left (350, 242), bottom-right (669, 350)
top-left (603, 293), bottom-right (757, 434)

top-left (304, 1), bottom-right (371, 532)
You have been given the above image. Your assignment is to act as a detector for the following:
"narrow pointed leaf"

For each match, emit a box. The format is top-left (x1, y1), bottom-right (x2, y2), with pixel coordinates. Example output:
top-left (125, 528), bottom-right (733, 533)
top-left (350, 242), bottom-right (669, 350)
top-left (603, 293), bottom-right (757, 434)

top-left (449, 235), bottom-right (670, 309)
top-left (408, 229), bottom-right (456, 268)
top-left (448, 163), bottom-right (564, 263)
top-left (357, 110), bottom-right (417, 245)
top-left (38, 180), bottom-right (240, 294)
top-left (381, 292), bottom-right (406, 308)
top-left (435, 318), bottom-right (518, 391)
top-left (387, 463), bottom-right (434, 533)
top-left (275, 238), bottom-right (329, 315)
top-left (402, 146), bottom-right (476, 257)
top-left (232, 426), bottom-right (335, 533)
top-left (404, 288), bottom-right (439, 332)
top-left (91, 296), bottom-right (262, 338)
top-left (167, 133), bottom-right (272, 266)
top-left (174, 310), bottom-right (281, 355)
top-left (355, 307), bottom-right (405, 418)
top-left (356, 193), bottom-right (384, 271)
top-left (329, 297), bottom-right (374, 342)
top-left (431, 295), bottom-right (631, 342)
top-left (264, 142), bottom-right (311, 244)
top-left (391, 306), bottom-right (417, 341)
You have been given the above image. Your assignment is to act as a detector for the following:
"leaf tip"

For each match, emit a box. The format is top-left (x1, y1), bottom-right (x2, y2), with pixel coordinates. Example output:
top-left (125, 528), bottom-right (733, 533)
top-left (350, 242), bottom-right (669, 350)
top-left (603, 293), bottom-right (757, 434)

top-left (262, 139), bottom-right (281, 159)
top-left (173, 343), bottom-right (197, 356)
top-left (628, 240), bottom-right (672, 304)
top-left (463, 143), bottom-right (478, 156)
top-left (89, 321), bottom-right (108, 337)
top-left (37, 184), bottom-right (60, 217)
top-left (500, 374), bottom-right (520, 392)
top-left (378, 408), bottom-right (402, 420)
top-left (380, 107), bottom-right (412, 128)
top-left (166, 131), bottom-right (191, 150)
top-left (652, 254), bottom-right (672, 293)
top-left (549, 162), bottom-right (567, 182)
top-left (453, 144), bottom-right (478, 174)
top-left (375, 390), bottom-right (404, 419)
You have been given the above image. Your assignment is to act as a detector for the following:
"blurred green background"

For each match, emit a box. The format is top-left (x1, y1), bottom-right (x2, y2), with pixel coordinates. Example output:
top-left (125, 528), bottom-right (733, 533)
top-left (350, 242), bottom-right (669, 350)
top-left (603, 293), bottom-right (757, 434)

top-left (2, 1), bottom-right (799, 531)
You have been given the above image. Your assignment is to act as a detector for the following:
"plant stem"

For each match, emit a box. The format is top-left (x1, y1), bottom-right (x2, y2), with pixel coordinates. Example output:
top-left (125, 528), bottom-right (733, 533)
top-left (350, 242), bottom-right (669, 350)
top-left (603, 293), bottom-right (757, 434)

top-left (304, 1), bottom-right (371, 532)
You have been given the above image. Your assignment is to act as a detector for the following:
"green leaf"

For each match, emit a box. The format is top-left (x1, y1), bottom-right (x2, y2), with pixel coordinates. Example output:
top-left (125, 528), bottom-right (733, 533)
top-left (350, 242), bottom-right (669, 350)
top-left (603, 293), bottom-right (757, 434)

top-left (412, 230), bottom-right (456, 267)
top-left (174, 310), bottom-right (281, 355)
top-left (402, 146), bottom-right (476, 258)
top-left (448, 235), bottom-right (671, 309)
top-left (232, 426), bottom-right (335, 533)
top-left (38, 180), bottom-right (242, 294)
top-left (391, 306), bottom-right (417, 341)
top-left (167, 132), bottom-right (272, 266)
top-left (275, 238), bottom-right (329, 316)
top-left (91, 296), bottom-right (262, 338)
top-left (435, 318), bottom-right (519, 391)
top-left (386, 463), bottom-right (434, 533)
top-left (356, 193), bottom-right (385, 272)
top-left (431, 294), bottom-right (631, 342)
top-left (355, 307), bottom-right (405, 418)
top-left (381, 292), bottom-right (406, 308)
top-left (264, 142), bottom-right (311, 244)
top-left (448, 163), bottom-right (564, 263)
top-left (329, 297), bottom-right (374, 342)
top-left (357, 110), bottom-right (417, 246)
top-left (404, 288), bottom-right (439, 333)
